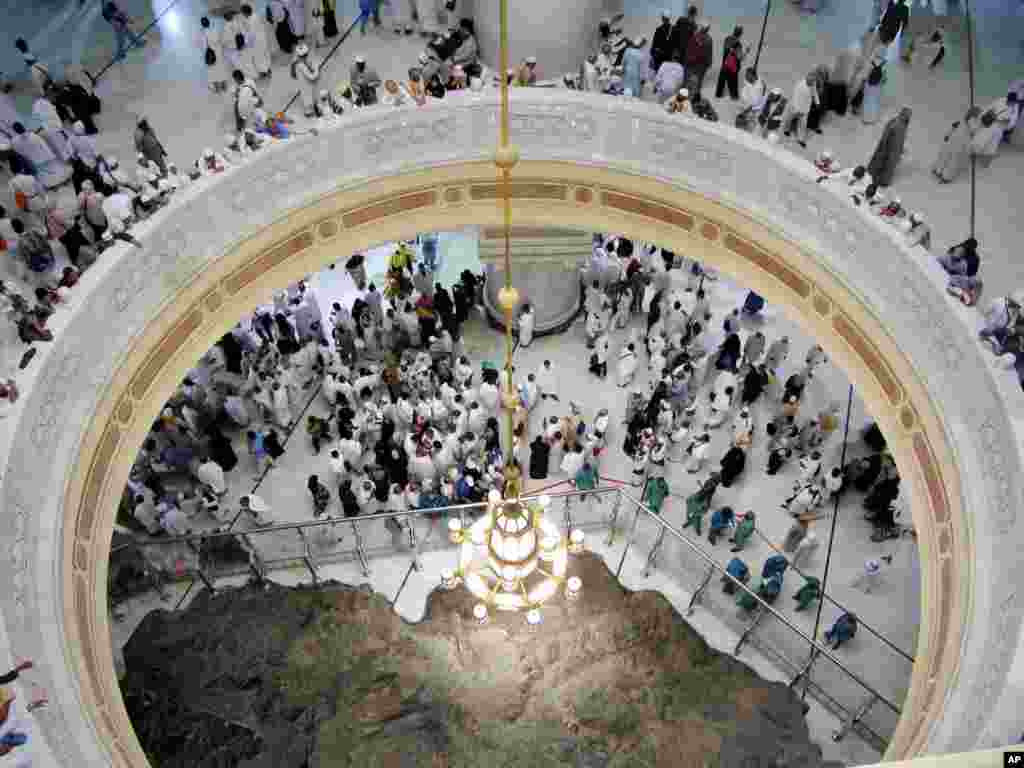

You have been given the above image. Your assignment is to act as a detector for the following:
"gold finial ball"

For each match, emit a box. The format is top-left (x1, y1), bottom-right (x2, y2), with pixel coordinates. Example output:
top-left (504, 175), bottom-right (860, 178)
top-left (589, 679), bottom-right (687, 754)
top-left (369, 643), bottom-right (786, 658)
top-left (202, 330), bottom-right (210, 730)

top-left (494, 145), bottom-right (520, 171)
top-left (497, 286), bottom-right (520, 311)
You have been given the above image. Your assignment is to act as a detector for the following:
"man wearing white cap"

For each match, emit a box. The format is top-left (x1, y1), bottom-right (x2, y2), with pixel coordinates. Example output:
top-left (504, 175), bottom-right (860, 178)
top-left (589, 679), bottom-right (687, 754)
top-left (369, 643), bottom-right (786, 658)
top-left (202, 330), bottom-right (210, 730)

top-left (666, 87), bottom-right (692, 114)
top-left (291, 43), bottom-right (320, 117)
top-left (350, 54), bottom-right (381, 104)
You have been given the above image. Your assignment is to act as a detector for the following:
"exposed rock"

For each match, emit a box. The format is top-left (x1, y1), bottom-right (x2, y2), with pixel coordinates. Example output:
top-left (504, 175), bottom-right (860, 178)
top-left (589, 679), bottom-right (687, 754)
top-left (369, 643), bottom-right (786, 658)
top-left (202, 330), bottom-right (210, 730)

top-left (121, 554), bottom-right (844, 768)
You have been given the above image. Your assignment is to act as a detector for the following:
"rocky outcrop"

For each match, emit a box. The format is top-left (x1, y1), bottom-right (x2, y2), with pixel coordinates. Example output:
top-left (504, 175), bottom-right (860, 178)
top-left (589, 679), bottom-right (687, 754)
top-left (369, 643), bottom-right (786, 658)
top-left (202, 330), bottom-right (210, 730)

top-left (121, 554), bottom-right (844, 768)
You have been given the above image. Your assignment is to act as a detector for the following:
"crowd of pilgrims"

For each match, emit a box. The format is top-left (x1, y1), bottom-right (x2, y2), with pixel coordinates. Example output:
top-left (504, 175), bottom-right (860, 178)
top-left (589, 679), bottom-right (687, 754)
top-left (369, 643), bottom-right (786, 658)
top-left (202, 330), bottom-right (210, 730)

top-left (119, 231), bottom-right (905, 622)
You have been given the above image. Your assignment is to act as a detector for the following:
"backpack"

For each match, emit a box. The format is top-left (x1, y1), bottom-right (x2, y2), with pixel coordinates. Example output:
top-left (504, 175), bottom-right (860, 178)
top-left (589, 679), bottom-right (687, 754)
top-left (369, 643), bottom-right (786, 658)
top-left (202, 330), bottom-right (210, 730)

top-left (102, 2), bottom-right (116, 22)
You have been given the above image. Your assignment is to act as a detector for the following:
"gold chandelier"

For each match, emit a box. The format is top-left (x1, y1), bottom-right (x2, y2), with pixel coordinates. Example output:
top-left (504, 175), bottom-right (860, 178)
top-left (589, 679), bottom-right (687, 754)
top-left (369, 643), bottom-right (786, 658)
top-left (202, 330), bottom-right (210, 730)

top-left (438, 0), bottom-right (583, 624)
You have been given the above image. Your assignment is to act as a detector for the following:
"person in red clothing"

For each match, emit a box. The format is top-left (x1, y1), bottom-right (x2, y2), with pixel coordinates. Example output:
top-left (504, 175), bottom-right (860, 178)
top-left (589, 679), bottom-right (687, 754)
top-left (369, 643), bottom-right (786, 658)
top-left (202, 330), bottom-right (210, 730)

top-left (415, 292), bottom-right (436, 343)
top-left (685, 20), bottom-right (713, 98)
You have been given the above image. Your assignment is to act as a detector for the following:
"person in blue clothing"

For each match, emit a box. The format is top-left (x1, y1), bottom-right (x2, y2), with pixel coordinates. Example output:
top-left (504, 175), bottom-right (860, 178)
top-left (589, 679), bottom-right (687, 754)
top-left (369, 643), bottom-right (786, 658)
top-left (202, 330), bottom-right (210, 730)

top-left (824, 612), bottom-right (858, 649)
top-left (621, 36), bottom-right (647, 98)
top-left (722, 557), bottom-right (749, 594)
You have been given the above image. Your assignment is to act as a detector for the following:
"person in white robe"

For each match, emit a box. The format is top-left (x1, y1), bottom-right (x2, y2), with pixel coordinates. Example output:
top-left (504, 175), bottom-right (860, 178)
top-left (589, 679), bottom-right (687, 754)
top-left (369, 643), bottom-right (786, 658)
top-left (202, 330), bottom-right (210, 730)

top-left (970, 92), bottom-right (1020, 164)
top-left (11, 123), bottom-right (70, 189)
top-left (617, 342), bottom-right (638, 387)
top-left (291, 43), bottom-right (320, 117)
top-left (200, 16), bottom-right (230, 92)
top-left (241, 3), bottom-right (273, 77)
top-left (518, 304), bottom-right (535, 347)
top-left (223, 12), bottom-right (256, 81)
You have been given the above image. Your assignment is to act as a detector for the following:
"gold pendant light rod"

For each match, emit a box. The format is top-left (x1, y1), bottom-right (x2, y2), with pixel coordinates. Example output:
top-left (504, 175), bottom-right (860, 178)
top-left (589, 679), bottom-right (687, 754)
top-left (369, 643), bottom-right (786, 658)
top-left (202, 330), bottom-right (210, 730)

top-left (493, 0), bottom-right (520, 485)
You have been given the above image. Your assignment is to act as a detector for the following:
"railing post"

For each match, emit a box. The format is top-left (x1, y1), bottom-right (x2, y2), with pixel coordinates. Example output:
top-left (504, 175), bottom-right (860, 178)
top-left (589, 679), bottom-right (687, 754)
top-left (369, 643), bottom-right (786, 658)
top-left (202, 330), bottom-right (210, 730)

top-left (297, 528), bottom-right (319, 585)
top-left (563, 494), bottom-right (575, 533)
top-left (734, 605), bottom-right (765, 656)
top-left (186, 539), bottom-right (216, 594)
top-left (407, 517), bottom-right (422, 571)
top-left (606, 488), bottom-right (622, 546)
top-left (685, 564), bottom-right (715, 616)
top-left (352, 519), bottom-right (371, 577)
top-left (832, 694), bottom-right (878, 742)
top-left (789, 647), bottom-right (820, 692)
top-left (614, 497), bottom-right (643, 580)
top-left (642, 526), bottom-right (667, 578)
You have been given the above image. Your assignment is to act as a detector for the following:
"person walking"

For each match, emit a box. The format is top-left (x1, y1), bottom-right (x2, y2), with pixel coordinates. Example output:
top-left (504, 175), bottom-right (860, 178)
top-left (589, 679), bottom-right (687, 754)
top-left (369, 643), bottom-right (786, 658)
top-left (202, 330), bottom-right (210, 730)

top-left (867, 106), bottom-right (912, 187)
top-left (860, 55), bottom-right (886, 124)
top-left (684, 20), bottom-right (713, 97)
top-left (932, 107), bottom-right (979, 183)
top-left (671, 5), bottom-right (698, 65)
top-left (621, 37), bottom-right (647, 98)
top-left (876, 0), bottom-right (909, 61)
top-left (103, 2), bottom-right (147, 62)
top-left (268, 0), bottom-right (298, 54)
top-left (200, 17), bottom-right (230, 92)
top-left (650, 11), bottom-right (674, 79)
top-left (241, 4), bottom-right (273, 78)
top-left (133, 118), bottom-right (167, 174)
top-left (783, 74), bottom-right (817, 148)
top-left (715, 26), bottom-right (745, 100)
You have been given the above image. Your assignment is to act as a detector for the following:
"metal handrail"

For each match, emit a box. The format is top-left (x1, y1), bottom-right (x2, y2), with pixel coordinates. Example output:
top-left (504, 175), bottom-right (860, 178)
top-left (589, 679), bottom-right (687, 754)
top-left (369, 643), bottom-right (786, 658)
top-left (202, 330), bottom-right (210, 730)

top-left (114, 484), bottom-right (898, 749)
top-left (619, 490), bottom-right (902, 716)
top-left (121, 485), bottom-right (622, 548)
top-left (752, 527), bottom-right (915, 663)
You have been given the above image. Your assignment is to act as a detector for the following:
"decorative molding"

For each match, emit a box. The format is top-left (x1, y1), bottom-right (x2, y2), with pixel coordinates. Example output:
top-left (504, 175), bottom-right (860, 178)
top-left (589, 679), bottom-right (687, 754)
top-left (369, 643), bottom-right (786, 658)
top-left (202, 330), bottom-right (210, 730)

top-left (0, 91), bottom-right (1018, 768)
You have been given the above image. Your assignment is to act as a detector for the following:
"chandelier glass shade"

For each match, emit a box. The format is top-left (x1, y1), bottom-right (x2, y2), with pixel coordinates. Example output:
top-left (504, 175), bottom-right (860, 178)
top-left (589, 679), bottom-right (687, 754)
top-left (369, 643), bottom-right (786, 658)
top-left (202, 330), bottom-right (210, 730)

top-left (458, 493), bottom-right (568, 611)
